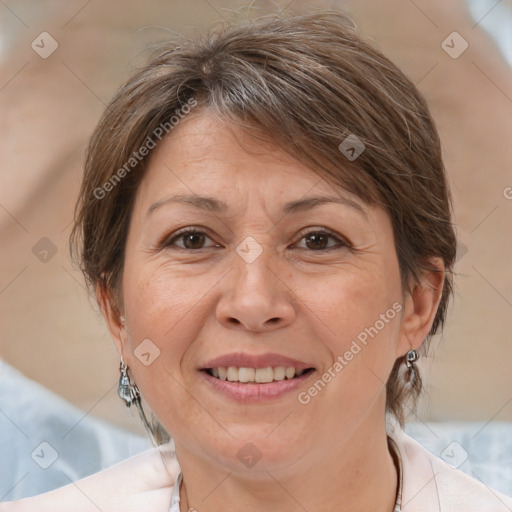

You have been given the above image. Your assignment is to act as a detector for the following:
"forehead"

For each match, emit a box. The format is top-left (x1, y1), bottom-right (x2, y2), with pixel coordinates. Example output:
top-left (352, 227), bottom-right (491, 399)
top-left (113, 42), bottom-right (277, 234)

top-left (135, 110), bottom-right (367, 213)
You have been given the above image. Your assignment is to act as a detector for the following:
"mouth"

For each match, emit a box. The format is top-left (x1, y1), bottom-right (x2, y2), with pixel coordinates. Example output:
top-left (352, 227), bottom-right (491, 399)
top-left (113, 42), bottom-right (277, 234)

top-left (199, 365), bottom-right (316, 402)
top-left (199, 352), bottom-right (317, 401)
top-left (202, 366), bottom-right (315, 383)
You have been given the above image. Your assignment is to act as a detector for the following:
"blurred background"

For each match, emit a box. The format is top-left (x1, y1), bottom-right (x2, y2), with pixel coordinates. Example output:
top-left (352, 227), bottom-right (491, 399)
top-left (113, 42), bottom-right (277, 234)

top-left (0, 0), bottom-right (511, 442)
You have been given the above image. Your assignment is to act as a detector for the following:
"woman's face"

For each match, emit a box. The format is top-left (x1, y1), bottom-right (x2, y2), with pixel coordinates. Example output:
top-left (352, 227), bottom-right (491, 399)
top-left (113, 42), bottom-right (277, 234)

top-left (110, 110), bottom-right (428, 475)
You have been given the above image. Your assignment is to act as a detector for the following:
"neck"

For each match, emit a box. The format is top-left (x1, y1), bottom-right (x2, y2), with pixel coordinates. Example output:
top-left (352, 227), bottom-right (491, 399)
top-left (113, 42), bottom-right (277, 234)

top-left (176, 407), bottom-right (398, 512)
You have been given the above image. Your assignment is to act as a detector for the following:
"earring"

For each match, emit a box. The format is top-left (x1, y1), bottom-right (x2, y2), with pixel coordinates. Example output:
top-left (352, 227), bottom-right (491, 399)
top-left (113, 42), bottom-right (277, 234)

top-left (118, 357), bottom-right (140, 407)
top-left (117, 357), bottom-right (158, 446)
top-left (405, 348), bottom-right (419, 368)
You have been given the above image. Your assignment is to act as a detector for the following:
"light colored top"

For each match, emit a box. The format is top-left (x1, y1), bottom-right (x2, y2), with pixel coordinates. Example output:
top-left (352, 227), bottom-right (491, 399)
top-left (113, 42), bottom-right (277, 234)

top-left (166, 425), bottom-right (512, 511)
top-left (390, 425), bottom-right (512, 511)
top-left (168, 472), bottom-right (181, 512)
top-left (2, 424), bottom-right (512, 511)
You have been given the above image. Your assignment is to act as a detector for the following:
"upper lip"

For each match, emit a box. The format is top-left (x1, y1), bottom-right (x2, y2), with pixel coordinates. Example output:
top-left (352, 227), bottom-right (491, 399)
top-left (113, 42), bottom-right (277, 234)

top-left (200, 352), bottom-right (315, 371)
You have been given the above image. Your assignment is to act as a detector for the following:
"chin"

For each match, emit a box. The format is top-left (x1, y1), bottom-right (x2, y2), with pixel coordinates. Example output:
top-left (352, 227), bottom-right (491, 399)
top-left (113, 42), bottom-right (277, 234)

top-left (209, 429), bottom-right (307, 473)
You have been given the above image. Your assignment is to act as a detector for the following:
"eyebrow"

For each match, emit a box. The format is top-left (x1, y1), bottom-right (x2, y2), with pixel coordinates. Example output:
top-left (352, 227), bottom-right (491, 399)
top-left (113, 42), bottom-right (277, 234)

top-left (146, 193), bottom-right (367, 218)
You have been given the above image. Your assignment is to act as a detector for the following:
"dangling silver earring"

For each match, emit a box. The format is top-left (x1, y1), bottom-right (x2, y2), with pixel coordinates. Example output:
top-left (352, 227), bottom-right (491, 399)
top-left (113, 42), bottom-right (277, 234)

top-left (118, 357), bottom-right (157, 446)
top-left (404, 348), bottom-right (421, 393)
top-left (118, 357), bottom-right (140, 406)
top-left (405, 348), bottom-right (419, 368)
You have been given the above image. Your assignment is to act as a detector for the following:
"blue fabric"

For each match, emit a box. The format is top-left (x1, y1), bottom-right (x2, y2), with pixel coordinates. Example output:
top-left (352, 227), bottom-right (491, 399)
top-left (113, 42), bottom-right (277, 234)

top-left (0, 361), bottom-right (150, 500)
top-left (405, 421), bottom-right (512, 497)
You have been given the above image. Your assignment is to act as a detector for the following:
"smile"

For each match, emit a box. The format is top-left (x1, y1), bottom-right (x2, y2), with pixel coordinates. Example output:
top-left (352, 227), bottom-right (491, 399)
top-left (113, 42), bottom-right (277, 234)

top-left (205, 366), bottom-right (313, 383)
top-left (200, 367), bottom-right (316, 401)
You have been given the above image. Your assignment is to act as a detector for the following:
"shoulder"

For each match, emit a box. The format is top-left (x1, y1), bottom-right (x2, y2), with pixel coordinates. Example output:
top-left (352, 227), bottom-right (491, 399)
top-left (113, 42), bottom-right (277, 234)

top-left (0, 443), bottom-right (180, 512)
top-left (390, 427), bottom-right (512, 511)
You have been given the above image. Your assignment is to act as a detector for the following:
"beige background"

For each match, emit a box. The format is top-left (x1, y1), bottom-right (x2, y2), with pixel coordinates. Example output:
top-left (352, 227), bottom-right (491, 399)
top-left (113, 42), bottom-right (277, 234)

top-left (1, 0), bottom-right (511, 436)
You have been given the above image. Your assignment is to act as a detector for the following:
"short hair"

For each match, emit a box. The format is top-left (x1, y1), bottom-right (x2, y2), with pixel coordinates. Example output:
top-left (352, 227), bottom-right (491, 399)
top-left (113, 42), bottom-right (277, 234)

top-left (70, 10), bottom-right (457, 427)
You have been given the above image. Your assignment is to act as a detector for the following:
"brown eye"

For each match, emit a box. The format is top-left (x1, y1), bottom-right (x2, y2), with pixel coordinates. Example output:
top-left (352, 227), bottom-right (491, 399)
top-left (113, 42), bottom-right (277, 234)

top-left (163, 228), bottom-right (218, 250)
top-left (181, 231), bottom-right (206, 249)
top-left (305, 232), bottom-right (329, 250)
top-left (295, 229), bottom-right (347, 251)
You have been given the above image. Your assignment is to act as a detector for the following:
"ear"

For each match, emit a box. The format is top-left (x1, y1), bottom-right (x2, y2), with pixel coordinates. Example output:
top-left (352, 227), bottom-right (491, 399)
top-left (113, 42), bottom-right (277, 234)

top-left (397, 257), bottom-right (445, 357)
top-left (96, 279), bottom-right (126, 358)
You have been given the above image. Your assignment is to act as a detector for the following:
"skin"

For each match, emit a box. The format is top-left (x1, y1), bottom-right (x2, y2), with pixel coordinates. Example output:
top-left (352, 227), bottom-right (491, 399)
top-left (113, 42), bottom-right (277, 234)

top-left (99, 110), bottom-right (444, 512)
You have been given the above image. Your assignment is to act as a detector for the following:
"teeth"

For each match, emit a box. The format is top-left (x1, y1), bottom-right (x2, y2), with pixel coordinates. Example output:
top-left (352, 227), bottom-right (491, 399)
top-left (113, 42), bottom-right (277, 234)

top-left (209, 366), bottom-right (308, 383)
top-left (273, 366), bottom-right (286, 381)
top-left (227, 367), bottom-right (238, 381)
top-left (238, 367), bottom-right (255, 382)
top-left (285, 367), bottom-right (295, 379)
top-left (255, 367), bottom-right (273, 383)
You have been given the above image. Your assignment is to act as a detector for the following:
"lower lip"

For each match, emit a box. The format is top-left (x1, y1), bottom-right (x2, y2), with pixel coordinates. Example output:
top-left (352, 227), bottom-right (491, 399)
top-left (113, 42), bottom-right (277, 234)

top-left (200, 370), bottom-right (316, 402)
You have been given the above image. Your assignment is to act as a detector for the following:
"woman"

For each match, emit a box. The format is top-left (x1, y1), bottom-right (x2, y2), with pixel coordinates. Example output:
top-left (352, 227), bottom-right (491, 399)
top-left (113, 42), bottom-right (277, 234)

top-left (2, 9), bottom-right (511, 512)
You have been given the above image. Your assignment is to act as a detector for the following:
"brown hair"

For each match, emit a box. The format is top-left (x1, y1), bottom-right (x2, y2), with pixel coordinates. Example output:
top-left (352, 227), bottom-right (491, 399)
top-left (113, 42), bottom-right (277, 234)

top-left (70, 9), bottom-right (457, 427)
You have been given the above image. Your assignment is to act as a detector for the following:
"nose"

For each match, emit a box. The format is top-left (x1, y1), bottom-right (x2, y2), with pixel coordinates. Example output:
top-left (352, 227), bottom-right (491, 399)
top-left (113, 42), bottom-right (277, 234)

top-left (215, 247), bottom-right (296, 333)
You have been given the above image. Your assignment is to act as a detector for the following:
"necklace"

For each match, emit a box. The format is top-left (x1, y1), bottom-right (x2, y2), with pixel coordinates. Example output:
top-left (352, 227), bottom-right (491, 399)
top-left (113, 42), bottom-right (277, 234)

top-left (388, 435), bottom-right (403, 511)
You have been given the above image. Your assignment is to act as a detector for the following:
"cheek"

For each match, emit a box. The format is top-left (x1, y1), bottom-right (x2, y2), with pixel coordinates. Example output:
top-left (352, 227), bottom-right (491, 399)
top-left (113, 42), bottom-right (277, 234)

top-left (123, 261), bottom-right (204, 341)
top-left (307, 258), bottom-right (403, 408)
top-left (315, 261), bottom-right (401, 345)
top-left (120, 264), bottom-right (202, 382)
top-left (120, 266), bottom-right (210, 429)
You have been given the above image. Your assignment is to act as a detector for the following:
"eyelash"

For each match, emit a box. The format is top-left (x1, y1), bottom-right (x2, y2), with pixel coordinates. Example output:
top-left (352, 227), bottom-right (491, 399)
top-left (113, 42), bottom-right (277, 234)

top-left (161, 226), bottom-right (349, 252)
